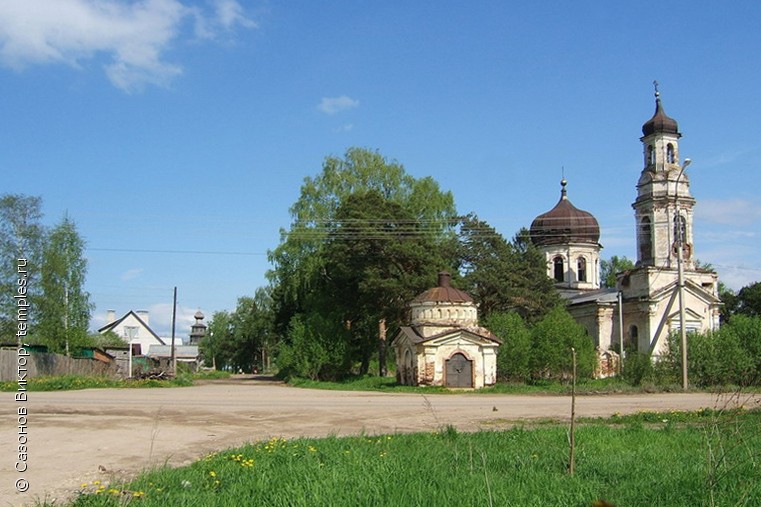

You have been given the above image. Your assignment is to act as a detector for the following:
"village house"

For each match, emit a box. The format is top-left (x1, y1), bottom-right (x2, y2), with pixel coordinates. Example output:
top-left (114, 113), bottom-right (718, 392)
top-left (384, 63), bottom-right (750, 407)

top-left (98, 310), bottom-right (165, 356)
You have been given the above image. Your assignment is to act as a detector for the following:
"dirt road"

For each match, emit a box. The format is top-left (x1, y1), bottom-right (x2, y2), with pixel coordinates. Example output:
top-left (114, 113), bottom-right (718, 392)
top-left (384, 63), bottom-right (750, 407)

top-left (0, 377), bottom-right (750, 506)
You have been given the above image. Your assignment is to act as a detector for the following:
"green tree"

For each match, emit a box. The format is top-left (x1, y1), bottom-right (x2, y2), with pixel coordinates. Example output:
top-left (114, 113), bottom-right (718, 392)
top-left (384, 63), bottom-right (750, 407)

top-left (718, 283), bottom-right (738, 322)
top-left (458, 215), bottom-right (558, 322)
top-left (276, 313), bottom-right (352, 381)
top-left (91, 330), bottom-right (128, 349)
top-left (230, 289), bottom-right (275, 373)
top-left (204, 290), bottom-right (276, 373)
top-left (600, 255), bottom-right (635, 288)
top-left (321, 190), bottom-right (453, 376)
top-left (37, 215), bottom-right (92, 354)
top-left (680, 328), bottom-right (753, 387)
top-left (200, 310), bottom-right (232, 370)
top-left (529, 306), bottom-right (595, 380)
top-left (269, 148), bottom-right (458, 378)
top-left (735, 282), bottom-right (761, 318)
top-left (0, 194), bottom-right (45, 341)
top-left (723, 314), bottom-right (761, 381)
top-left (269, 148), bottom-right (456, 323)
top-left (483, 311), bottom-right (532, 381)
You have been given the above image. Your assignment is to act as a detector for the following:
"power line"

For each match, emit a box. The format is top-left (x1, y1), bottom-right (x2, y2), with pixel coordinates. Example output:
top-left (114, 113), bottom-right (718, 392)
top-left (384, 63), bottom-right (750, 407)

top-left (88, 247), bottom-right (268, 256)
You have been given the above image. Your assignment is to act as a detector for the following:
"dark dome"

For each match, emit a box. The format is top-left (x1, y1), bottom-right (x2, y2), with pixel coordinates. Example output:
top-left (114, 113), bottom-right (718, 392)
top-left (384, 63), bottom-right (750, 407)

top-left (530, 180), bottom-right (600, 246)
top-left (642, 93), bottom-right (679, 137)
top-left (412, 272), bottom-right (473, 304)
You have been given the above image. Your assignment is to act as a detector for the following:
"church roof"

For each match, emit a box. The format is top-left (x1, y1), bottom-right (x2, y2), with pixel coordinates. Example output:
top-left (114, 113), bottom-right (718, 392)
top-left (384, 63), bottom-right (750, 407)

top-left (411, 271), bottom-right (473, 304)
top-left (641, 91), bottom-right (679, 137)
top-left (529, 179), bottom-right (600, 246)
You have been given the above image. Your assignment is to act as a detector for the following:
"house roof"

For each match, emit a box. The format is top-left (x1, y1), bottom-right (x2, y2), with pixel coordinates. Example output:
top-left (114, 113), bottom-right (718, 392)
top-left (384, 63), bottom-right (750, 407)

top-left (147, 345), bottom-right (200, 358)
top-left (97, 310), bottom-right (166, 345)
top-left (394, 325), bottom-right (502, 346)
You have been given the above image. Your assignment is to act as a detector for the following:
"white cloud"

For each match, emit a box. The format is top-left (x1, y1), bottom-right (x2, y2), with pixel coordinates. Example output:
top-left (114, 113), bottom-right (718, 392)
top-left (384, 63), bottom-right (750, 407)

top-left (212, 0), bottom-right (257, 30)
top-left (120, 268), bottom-right (144, 281)
top-left (696, 198), bottom-right (761, 226)
top-left (0, 0), bottom-right (256, 92)
top-left (148, 302), bottom-right (200, 341)
top-left (318, 95), bottom-right (360, 115)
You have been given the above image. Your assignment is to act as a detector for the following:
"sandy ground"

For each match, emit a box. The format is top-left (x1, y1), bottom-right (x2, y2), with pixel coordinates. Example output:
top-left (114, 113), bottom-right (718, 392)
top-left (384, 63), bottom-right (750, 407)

top-left (0, 376), bottom-right (752, 506)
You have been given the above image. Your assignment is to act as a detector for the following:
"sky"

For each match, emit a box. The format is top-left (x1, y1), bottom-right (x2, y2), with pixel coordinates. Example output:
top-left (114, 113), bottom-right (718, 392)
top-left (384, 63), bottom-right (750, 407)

top-left (2, 1), bottom-right (760, 340)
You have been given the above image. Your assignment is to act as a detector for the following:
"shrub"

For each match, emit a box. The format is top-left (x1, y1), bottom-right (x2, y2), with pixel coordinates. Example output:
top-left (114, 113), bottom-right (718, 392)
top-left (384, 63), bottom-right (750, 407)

top-left (529, 306), bottom-right (595, 380)
top-left (276, 314), bottom-right (352, 381)
top-left (622, 347), bottom-right (653, 386)
top-left (723, 315), bottom-right (761, 381)
top-left (484, 311), bottom-right (531, 381)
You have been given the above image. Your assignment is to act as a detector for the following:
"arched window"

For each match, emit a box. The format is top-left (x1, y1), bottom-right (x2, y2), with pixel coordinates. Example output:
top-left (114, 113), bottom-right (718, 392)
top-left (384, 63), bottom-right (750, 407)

top-left (628, 325), bottom-right (639, 350)
top-left (639, 217), bottom-right (652, 262)
top-left (667, 143), bottom-right (675, 163)
top-left (647, 145), bottom-right (655, 165)
top-left (674, 214), bottom-right (687, 244)
top-left (553, 256), bottom-right (564, 283)
top-left (577, 257), bottom-right (587, 282)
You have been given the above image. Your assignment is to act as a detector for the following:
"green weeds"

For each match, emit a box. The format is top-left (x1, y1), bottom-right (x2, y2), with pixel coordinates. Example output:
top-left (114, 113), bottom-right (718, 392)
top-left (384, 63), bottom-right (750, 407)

top-left (63, 409), bottom-right (761, 507)
top-left (0, 371), bottom-right (229, 391)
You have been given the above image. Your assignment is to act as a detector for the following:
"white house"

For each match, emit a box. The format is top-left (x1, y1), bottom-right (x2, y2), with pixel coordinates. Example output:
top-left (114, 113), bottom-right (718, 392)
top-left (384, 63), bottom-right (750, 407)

top-left (98, 310), bottom-right (166, 356)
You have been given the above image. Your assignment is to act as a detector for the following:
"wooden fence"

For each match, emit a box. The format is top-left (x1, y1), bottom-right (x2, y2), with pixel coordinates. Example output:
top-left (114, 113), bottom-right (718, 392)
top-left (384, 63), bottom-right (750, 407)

top-left (0, 347), bottom-right (116, 382)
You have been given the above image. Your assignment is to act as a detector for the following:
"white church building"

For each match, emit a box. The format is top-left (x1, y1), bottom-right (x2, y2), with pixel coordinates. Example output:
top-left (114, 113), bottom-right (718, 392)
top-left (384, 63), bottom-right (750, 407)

top-left (529, 89), bottom-right (722, 369)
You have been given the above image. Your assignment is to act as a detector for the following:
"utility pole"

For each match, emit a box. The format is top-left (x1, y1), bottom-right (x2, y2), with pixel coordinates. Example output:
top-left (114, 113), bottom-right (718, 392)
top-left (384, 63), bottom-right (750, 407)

top-left (617, 290), bottom-right (624, 376)
top-left (170, 286), bottom-right (177, 376)
top-left (676, 158), bottom-right (691, 390)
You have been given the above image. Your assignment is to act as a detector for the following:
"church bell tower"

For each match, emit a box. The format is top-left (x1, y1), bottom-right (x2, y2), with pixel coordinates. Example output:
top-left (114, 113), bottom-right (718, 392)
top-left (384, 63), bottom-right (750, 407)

top-left (633, 83), bottom-right (696, 270)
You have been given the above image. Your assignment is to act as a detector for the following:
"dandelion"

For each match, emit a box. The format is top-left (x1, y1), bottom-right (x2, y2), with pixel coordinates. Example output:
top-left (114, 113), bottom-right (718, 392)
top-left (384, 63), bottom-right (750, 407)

top-left (80, 483), bottom-right (89, 488)
top-left (108, 488), bottom-right (121, 495)
top-left (132, 491), bottom-right (145, 498)
top-left (209, 471), bottom-right (217, 478)
top-left (308, 446), bottom-right (317, 453)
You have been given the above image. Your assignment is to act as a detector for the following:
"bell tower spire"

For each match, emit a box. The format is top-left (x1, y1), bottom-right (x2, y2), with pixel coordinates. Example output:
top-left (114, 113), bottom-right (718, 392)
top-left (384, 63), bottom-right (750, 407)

top-left (633, 86), bottom-right (696, 270)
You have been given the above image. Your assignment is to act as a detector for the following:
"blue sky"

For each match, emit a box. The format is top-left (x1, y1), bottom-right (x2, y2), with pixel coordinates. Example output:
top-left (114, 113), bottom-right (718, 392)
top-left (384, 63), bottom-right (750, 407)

top-left (2, 1), bottom-right (760, 339)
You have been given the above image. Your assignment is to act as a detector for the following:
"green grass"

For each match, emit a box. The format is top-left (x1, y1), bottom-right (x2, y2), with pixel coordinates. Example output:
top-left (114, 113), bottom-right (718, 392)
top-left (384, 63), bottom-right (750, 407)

top-left (0, 370), bottom-right (231, 392)
top-left (287, 374), bottom-right (691, 395)
top-left (63, 409), bottom-right (761, 507)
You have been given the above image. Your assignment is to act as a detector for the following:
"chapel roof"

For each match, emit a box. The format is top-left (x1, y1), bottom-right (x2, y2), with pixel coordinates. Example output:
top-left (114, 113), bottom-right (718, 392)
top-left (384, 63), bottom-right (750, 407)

top-left (411, 272), bottom-right (473, 304)
top-left (529, 179), bottom-right (600, 247)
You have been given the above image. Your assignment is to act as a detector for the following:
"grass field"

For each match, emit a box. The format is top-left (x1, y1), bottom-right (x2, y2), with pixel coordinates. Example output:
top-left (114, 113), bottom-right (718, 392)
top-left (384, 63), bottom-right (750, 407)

top-left (0, 370), bottom-right (231, 391)
top-left (287, 374), bottom-right (696, 395)
top-left (64, 408), bottom-right (760, 507)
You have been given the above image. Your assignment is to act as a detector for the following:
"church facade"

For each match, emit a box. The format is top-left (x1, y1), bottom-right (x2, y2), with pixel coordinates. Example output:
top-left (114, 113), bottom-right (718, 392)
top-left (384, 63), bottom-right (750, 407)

top-left (529, 90), bottom-right (722, 369)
